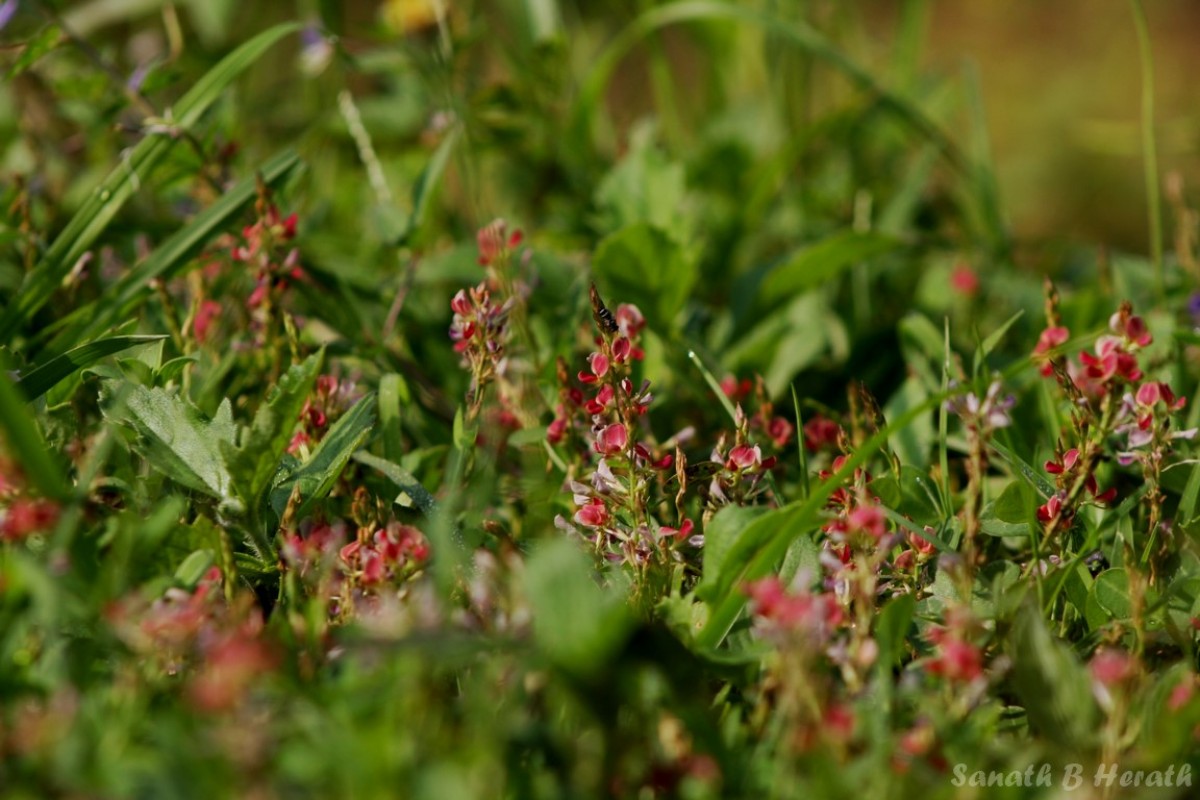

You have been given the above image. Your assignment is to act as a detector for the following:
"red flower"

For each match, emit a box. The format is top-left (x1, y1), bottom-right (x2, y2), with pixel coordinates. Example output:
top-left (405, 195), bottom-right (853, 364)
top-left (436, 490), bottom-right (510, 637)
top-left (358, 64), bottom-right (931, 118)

top-left (1, 499), bottom-right (60, 541)
top-left (1090, 648), bottom-right (1136, 687)
top-left (803, 416), bottom-right (841, 451)
top-left (950, 263), bottom-right (979, 296)
top-left (594, 423), bottom-right (628, 456)
top-left (1032, 326), bottom-right (1070, 376)
top-left (727, 444), bottom-right (762, 471)
top-left (767, 415), bottom-right (794, 448)
top-left (574, 498), bottom-right (608, 528)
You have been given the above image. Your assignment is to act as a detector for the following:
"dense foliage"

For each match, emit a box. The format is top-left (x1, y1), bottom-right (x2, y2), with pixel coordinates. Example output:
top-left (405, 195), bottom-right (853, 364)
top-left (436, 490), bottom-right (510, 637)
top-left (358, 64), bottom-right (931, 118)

top-left (3, 2), bottom-right (1200, 798)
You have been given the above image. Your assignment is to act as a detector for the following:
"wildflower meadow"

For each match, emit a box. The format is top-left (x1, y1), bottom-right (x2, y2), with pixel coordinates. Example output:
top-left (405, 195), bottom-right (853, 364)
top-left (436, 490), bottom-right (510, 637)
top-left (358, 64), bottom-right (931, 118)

top-left (2, 2), bottom-right (1200, 798)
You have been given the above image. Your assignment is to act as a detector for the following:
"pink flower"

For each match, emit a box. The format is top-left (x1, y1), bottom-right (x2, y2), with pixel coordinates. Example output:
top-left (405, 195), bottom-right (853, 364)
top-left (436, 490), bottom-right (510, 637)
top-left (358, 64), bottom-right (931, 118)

top-left (803, 416), bottom-right (841, 451)
top-left (193, 300), bottom-right (222, 343)
top-left (547, 416), bottom-right (567, 444)
top-left (1169, 676), bottom-right (1195, 712)
top-left (727, 444), bottom-right (762, 471)
top-left (574, 498), bottom-right (608, 528)
top-left (594, 423), bottom-right (628, 456)
top-left (1032, 326), bottom-right (1070, 376)
top-left (847, 502), bottom-right (886, 539)
top-left (950, 263), bottom-right (979, 295)
top-left (659, 518), bottom-right (695, 542)
top-left (451, 289), bottom-right (472, 315)
top-left (927, 636), bottom-right (983, 683)
top-left (1, 499), bottom-right (60, 541)
top-left (767, 416), bottom-right (794, 448)
top-left (1090, 648), bottom-right (1136, 687)
top-left (589, 352), bottom-right (609, 379)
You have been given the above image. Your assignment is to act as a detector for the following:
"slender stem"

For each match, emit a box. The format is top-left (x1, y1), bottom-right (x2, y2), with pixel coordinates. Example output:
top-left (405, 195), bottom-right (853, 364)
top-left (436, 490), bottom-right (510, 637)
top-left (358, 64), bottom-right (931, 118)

top-left (1130, 0), bottom-right (1165, 299)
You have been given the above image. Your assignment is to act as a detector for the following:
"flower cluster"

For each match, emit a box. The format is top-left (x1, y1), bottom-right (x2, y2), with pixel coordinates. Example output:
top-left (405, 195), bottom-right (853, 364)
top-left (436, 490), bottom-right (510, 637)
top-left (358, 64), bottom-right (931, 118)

top-left (450, 283), bottom-right (513, 414)
top-left (744, 574), bottom-right (845, 646)
top-left (288, 374), bottom-right (360, 455)
top-left (553, 286), bottom-right (694, 573)
top-left (339, 521), bottom-right (430, 590)
top-left (0, 459), bottom-right (60, 543)
top-left (924, 609), bottom-right (985, 685)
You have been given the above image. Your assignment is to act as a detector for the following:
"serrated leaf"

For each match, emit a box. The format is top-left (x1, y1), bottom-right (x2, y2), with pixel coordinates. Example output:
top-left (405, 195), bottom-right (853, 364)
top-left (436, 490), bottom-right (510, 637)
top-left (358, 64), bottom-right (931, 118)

top-left (269, 395), bottom-right (376, 517)
top-left (104, 385), bottom-right (236, 499)
top-left (223, 350), bottom-right (323, 509)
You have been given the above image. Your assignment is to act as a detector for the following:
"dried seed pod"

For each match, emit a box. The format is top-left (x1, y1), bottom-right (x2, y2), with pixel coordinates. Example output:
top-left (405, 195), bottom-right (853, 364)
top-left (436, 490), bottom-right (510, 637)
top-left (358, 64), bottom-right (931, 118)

top-left (589, 282), bottom-right (619, 335)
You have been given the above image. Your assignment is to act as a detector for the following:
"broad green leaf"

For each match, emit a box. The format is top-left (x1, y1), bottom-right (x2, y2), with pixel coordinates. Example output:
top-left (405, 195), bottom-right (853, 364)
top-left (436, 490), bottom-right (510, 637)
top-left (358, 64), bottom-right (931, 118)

top-left (352, 451), bottom-right (437, 516)
top-left (15, 335), bottom-right (167, 400)
top-left (980, 481), bottom-right (1032, 538)
top-left (874, 594), bottom-right (915, 669)
top-left (1092, 568), bottom-right (1133, 621)
top-left (1, 22), bottom-right (300, 345)
top-left (524, 539), bottom-right (633, 680)
top-left (1007, 604), bottom-right (1097, 749)
top-left (104, 385), bottom-right (236, 500)
top-left (696, 505), bottom-right (771, 601)
top-left (0, 364), bottom-right (69, 501)
top-left (51, 148), bottom-right (302, 351)
top-left (592, 223), bottom-right (695, 331)
top-left (760, 231), bottom-right (900, 301)
top-left (174, 549), bottom-right (215, 589)
top-left (594, 121), bottom-right (689, 241)
top-left (269, 395), bottom-right (376, 517)
top-left (222, 350), bottom-right (324, 509)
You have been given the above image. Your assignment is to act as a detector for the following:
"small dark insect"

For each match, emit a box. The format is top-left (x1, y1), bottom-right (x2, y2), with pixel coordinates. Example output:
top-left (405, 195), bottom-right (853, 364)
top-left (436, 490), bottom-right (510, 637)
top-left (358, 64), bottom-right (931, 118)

top-left (1084, 550), bottom-right (1110, 577)
top-left (589, 282), bottom-right (619, 335)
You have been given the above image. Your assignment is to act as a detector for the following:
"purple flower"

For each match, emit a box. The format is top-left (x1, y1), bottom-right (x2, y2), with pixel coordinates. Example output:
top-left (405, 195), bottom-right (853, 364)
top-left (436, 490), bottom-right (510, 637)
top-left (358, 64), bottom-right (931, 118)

top-left (0, 1), bottom-right (17, 32)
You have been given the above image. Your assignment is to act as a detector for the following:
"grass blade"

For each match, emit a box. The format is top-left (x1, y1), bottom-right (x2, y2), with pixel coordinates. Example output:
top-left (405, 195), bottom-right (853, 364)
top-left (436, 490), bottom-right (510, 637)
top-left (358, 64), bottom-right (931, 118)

top-left (1, 22), bottom-right (301, 345)
top-left (15, 335), bottom-right (167, 400)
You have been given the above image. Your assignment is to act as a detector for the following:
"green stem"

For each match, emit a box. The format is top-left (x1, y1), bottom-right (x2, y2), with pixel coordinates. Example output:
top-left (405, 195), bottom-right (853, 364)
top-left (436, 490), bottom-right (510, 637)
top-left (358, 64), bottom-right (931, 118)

top-left (1130, 0), bottom-right (1164, 299)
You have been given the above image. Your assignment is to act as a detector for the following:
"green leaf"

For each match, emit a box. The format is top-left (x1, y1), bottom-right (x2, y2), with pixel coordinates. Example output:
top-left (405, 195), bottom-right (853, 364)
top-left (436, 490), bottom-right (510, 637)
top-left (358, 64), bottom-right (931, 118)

top-left (15, 335), bottom-right (168, 400)
top-left (760, 231), bottom-right (900, 301)
top-left (696, 505), bottom-right (771, 601)
top-left (174, 549), bottom-right (215, 589)
top-left (875, 594), bottom-right (915, 669)
top-left (269, 395), bottom-right (376, 517)
top-left (594, 122), bottom-right (689, 240)
top-left (222, 350), bottom-right (324, 510)
top-left (1, 22), bottom-right (301, 345)
top-left (592, 223), bottom-right (695, 330)
top-left (104, 385), bottom-right (236, 500)
top-left (0, 364), bottom-right (69, 501)
top-left (50, 149), bottom-right (302, 351)
top-left (696, 388), bottom-right (948, 649)
top-left (974, 309), bottom-right (1024, 374)
top-left (980, 481), bottom-right (1032, 538)
top-left (524, 539), bottom-right (633, 680)
top-left (391, 128), bottom-right (460, 246)
top-left (1092, 568), bottom-right (1133, 621)
top-left (1007, 604), bottom-right (1097, 749)
top-left (378, 373), bottom-right (410, 463)
top-left (8, 25), bottom-right (63, 78)
top-left (352, 451), bottom-right (437, 516)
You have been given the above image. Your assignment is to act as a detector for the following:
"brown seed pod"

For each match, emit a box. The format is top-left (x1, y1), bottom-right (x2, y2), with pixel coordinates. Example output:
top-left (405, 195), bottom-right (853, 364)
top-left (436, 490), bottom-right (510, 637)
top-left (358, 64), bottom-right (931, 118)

top-left (589, 282), bottom-right (619, 335)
